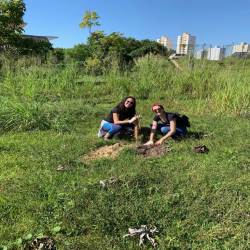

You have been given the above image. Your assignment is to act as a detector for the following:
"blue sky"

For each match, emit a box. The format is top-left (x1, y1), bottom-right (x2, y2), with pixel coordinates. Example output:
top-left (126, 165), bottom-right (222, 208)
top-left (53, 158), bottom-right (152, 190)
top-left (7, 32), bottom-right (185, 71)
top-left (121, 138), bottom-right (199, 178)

top-left (23, 0), bottom-right (250, 49)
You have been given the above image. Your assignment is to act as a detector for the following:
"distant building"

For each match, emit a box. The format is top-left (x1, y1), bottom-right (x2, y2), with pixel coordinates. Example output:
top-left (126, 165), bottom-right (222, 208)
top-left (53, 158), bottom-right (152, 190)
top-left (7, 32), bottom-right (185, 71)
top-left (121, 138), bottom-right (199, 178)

top-left (23, 34), bottom-right (58, 42)
top-left (177, 33), bottom-right (196, 55)
top-left (232, 42), bottom-right (250, 54)
top-left (156, 36), bottom-right (174, 50)
top-left (1, 22), bottom-right (58, 52)
top-left (195, 49), bottom-right (206, 59)
top-left (207, 46), bottom-right (226, 60)
top-left (21, 23), bottom-right (58, 42)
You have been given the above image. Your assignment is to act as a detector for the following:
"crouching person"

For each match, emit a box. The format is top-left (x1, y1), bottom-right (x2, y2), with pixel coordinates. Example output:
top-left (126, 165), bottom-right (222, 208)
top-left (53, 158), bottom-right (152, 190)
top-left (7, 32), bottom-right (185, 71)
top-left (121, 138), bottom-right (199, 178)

top-left (144, 103), bottom-right (188, 146)
top-left (98, 96), bottom-right (142, 140)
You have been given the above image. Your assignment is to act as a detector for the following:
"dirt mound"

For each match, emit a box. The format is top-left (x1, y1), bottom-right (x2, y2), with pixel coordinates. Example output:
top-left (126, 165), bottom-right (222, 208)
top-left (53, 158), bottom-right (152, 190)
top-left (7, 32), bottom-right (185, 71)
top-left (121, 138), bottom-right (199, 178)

top-left (80, 143), bottom-right (171, 161)
top-left (80, 142), bottom-right (133, 161)
top-left (137, 145), bottom-right (171, 158)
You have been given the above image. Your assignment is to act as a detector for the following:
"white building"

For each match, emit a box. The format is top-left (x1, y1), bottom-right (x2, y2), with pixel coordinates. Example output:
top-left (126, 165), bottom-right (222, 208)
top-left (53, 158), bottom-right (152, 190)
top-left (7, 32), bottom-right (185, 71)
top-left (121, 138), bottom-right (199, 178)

top-left (177, 33), bottom-right (196, 55)
top-left (157, 36), bottom-right (174, 50)
top-left (207, 46), bottom-right (226, 60)
top-left (232, 42), bottom-right (250, 54)
top-left (195, 49), bottom-right (206, 59)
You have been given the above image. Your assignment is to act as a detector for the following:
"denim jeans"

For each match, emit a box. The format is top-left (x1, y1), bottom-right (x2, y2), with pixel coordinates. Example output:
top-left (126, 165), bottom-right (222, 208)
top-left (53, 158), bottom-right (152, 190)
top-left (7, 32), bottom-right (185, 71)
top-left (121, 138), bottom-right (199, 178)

top-left (102, 122), bottom-right (134, 135)
top-left (150, 124), bottom-right (187, 139)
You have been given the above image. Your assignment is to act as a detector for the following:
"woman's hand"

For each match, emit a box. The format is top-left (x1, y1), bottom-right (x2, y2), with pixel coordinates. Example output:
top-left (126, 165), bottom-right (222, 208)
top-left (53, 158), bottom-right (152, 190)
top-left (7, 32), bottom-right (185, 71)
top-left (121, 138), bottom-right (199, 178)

top-left (144, 140), bottom-right (154, 146)
top-left (155, 139), bottom-right (164, 146)
top-left (128, 117), bottom-right (137, 123)
top-left (136, 115), bottom-right (142, 119)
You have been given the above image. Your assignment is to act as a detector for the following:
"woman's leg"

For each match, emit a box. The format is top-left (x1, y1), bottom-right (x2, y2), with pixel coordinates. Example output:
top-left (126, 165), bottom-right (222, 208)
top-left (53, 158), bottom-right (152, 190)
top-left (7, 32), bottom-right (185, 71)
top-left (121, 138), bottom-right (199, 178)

top-left (150, 123), bottom-right (168, 133)
top-left (173, 126), bottom-right (187, 139)
top-left (102, 123), bottom-right (122, 136)
top-left (150, 124), bottom-right (187, 139)
top-left (120, 123), bottom-right (134, 132)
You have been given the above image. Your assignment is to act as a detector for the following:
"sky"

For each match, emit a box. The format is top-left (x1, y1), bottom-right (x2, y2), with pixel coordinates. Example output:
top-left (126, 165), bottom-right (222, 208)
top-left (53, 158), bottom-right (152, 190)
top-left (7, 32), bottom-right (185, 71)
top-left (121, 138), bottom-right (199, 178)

top-left (22, 0), bottom-right (250, 50)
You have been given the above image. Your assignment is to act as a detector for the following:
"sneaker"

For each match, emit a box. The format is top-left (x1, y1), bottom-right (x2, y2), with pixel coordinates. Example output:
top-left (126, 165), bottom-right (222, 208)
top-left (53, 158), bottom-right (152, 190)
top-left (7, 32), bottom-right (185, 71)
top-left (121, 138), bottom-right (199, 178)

top-left (103, 135), bottom-right (113, 140)
top-left (98, 128), bottom-right (107, 138)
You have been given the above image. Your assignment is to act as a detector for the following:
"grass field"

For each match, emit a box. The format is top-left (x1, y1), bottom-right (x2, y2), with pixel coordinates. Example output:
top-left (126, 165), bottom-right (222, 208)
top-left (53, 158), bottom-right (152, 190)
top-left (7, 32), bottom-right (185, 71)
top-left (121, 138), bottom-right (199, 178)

top-left (0, 55), bottom-right (250, 249)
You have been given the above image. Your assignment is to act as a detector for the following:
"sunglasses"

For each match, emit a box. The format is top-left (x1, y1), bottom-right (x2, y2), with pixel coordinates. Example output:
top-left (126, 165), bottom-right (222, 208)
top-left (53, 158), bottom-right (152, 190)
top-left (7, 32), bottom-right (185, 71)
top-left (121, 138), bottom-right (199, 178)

top-left (153, 107), bottom-right (162, 113)
top-left (126, 100), bottom-right (134, 105)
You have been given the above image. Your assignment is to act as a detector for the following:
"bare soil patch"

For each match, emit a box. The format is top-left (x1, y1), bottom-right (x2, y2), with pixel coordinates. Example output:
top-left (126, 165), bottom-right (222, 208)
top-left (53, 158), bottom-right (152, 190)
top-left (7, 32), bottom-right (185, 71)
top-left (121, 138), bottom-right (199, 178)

top-left (80, 143), bottom-right (171, 161)
top-left (80, 142), bottom-right (133, 161)
top-left (136, 145), bottom-right (171, 158)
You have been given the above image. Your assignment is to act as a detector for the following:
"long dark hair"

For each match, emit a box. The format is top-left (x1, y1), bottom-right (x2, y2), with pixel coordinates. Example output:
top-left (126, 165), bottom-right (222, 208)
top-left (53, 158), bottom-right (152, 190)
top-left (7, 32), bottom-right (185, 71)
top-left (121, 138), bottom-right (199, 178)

top-left (116, 96), bottom-right (136, 119)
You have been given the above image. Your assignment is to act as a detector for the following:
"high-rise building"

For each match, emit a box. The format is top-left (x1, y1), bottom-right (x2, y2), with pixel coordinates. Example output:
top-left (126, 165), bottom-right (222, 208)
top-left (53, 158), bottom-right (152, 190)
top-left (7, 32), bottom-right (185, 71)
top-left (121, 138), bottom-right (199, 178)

top-left (207, 46), bottom-right (226, 60)
top-left (156, 36), bottom-right (174, 51)
top-left (177, 33), bottom-right (196, 55)
top-left (232, 42), bottom-right (250, 54)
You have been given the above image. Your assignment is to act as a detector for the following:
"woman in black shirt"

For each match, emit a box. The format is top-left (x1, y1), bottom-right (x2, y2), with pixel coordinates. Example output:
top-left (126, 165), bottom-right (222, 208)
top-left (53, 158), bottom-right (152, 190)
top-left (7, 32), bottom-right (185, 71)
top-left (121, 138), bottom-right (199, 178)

top-left (98, 96), bottom-right (142, 140)
top-left (144, 103), bottom-right (188, 146)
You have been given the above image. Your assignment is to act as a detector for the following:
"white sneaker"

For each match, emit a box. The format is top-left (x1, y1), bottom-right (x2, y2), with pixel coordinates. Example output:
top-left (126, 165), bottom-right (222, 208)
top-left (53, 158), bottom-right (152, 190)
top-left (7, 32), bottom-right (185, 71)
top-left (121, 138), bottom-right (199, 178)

top-left (98, 128), bottom-right (107, 138)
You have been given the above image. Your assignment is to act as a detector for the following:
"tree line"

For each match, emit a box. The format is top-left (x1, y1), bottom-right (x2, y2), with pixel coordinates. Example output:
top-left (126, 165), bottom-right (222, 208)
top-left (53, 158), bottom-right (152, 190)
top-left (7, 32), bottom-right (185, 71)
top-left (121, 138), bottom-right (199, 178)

top-left (0, 0), bottom-right (52, 55)
top-left (0, 2), bottom-right (174, 71)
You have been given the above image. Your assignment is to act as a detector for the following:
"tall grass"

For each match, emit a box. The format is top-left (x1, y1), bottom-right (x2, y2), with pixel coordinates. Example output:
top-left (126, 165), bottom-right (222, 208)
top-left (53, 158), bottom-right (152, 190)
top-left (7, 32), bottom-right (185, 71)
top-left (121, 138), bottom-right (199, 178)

top-left (0, 54), bottom-right (249, 132)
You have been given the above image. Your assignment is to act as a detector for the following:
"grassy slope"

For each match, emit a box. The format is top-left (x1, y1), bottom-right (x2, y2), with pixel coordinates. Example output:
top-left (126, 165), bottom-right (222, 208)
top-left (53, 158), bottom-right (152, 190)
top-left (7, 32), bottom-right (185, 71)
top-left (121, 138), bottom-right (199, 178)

top-left (1, 57), bottom-right (250, 249)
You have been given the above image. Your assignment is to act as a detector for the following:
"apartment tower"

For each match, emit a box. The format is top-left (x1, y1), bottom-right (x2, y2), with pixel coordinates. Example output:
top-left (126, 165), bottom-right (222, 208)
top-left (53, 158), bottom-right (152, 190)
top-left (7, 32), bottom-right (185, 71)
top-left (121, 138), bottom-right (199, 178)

top-left (157, 36), bottom-right (174, 51)
top-left (232, 42), bottom-right (250, 54)
top-left (177, 33), bottom-right (196, 55)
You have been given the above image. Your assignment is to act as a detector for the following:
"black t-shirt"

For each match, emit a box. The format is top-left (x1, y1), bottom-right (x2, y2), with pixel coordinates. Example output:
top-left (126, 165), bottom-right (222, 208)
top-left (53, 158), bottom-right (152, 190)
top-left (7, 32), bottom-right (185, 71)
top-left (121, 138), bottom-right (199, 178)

top-left (153, 112), bottom-right (185, 127)
top-left (104, 107), bottom-right (133, 123)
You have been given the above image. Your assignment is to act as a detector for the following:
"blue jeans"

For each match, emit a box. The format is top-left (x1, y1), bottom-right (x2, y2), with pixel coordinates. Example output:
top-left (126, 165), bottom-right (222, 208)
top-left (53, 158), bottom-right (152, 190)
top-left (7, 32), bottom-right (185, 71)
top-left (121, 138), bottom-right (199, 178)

top-left (150, 124), bottom-right (187, 139)
top-left (102, 122), bottom-right (134, 135)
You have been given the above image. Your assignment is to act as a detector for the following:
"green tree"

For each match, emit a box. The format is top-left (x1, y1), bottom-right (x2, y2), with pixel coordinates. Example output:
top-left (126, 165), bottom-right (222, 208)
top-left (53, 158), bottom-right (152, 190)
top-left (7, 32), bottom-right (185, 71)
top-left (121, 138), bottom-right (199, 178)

top-left (129, 40), bottom-right (170, 58)
top-left (87, 30), bottom-right (105, 47)
top-left (17, 38), bottom-right (53, 55)
top-left (79, 11), bottom-right (100, 34)
top-left (0, 0), bottom-right (26, 51)
top-left (85, 31), bottom-right (173, 74)
top-left (64, 43), bottom-right (92, 62)
top-left (50, 48), bottom-right (65, 62)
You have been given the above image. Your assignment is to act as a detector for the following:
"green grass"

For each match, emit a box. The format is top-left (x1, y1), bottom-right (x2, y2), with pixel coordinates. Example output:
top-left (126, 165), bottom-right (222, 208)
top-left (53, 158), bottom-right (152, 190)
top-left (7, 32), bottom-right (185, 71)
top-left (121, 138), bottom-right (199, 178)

top-left (0, 55), bottom-right (250, 249)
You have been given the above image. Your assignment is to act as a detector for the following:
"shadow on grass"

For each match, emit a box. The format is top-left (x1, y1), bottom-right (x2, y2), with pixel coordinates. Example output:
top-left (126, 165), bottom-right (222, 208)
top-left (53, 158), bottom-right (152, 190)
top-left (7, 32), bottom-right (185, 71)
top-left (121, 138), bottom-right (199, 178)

top-left (139, 128), bottom-right (211, 142)
top-left (96, 128), bottom-right (210, 144)
top-left (139, 127), bottom-right (152, 143)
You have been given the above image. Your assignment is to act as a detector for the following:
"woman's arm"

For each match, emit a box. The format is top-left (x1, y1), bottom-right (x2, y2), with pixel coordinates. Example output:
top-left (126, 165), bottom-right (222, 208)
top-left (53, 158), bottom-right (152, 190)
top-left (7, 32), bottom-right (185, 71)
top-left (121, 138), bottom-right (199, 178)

top-left (113, 113), bottom-right (137, 125)
top-left (144, 120), bottom-right (158, 145)
top-left (155, 120), bottom-right (176, 146)
top-left (149, 120), bottom-right (158, 141)
top-left (113, 113), bottom-right (129, 124)
top-left (144, 121), bottom-right (158, 146)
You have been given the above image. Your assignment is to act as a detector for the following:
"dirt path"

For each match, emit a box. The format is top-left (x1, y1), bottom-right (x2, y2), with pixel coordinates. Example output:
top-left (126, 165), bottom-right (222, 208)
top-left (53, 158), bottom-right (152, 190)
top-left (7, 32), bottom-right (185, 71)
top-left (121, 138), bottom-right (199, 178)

top-left (171, 59), bottom-right (182, 70)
